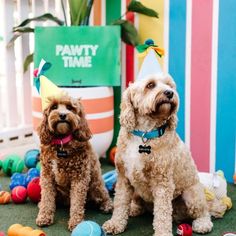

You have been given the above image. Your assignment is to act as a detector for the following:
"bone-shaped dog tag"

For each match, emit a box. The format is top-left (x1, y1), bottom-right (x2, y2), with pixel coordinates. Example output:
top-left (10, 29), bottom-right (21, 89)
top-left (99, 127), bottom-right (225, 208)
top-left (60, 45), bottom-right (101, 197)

top-left (139, 145), bottom-right (151, 154)
top-left (57, 150), bottom-right (68, 158)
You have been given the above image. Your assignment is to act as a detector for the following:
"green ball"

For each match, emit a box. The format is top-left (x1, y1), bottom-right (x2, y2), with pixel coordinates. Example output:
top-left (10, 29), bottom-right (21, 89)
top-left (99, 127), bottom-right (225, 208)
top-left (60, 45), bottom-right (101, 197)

top-left (36, 162), bottom-right (41, 172)
top-left (2, 154), bottom-right (24, 176)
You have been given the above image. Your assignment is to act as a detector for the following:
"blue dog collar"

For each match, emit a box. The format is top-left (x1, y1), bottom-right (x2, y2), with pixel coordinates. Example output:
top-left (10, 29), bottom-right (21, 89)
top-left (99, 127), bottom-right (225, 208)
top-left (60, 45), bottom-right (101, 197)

top-left (131, 124), bottom-right (167, 142)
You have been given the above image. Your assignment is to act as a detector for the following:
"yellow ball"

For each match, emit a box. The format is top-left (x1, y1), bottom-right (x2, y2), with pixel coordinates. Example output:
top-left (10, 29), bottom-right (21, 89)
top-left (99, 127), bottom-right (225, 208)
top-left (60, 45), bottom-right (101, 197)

top-left (0, 191), bottom-right (11, 204)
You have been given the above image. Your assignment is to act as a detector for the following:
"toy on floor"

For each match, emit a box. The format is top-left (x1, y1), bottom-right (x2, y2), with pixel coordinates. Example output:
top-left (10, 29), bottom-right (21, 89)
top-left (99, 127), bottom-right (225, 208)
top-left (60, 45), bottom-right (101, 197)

top-left (0, 232), bottom-right (5, 236)
top-left (177, 224), bottom-right (192, 236)
top-left (11, 186), bottom-right (27, 204)
top-left (25, 168), bottom-right (40, 186)
top-left (2, 154), bottom-right (24, 176)
top-left (36, 162), bottom-right (41, 172)
top-left (71, 221), bottom-right (105, 236)
top-left (0, 191), bottom-right (11, 204)
top-left (198, 170), bottom-right (232, 218)
top-left (24, 149), bottom-right (40, 169)
top-left (8, 224), bottom-right (46, 236)
top-left (233, 173), bottom-right (236, 184)
top-left (9, 173), bottom-right (27, 190)
top-left (102, 170), bottom-right (117, 192)
top-left (27, 177), bottom-right (41, 203)
top-left (9, 168), bottom-right (40, 190)
top-left (109, 146), bottom-right (117, 165)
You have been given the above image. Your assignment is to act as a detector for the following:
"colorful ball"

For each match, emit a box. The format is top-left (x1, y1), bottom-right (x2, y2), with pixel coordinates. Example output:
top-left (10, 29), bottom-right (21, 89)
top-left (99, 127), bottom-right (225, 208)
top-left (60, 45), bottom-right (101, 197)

top-left (27, 177), bottom-right (41, 203)
top-left (24, 149), bottom-right (40, 169)
top-left (25, 168), bottom-right (40, 186)
top-left (233, 173), bottom-right (236, 184)
top-left (9, 173), bottom-right (27, 190)
top-left (0, 191), bottom-right (11, 204)
top-left (11, 186), bottom-right (27, 204)
top-left (109, 146), bottom-right (117, 165)
top-left (2, 154), bottom-right (24, 176)
top-left (0, 231), bottom-right (5, 236)
top-left (8, 224), bottom-right (23, 236)
top-left (177, 224), bottom-right (192, 236)
top-left (71, 221), bottom-right (105, 236)
top-left (36, 162), bottom-right (41, 172)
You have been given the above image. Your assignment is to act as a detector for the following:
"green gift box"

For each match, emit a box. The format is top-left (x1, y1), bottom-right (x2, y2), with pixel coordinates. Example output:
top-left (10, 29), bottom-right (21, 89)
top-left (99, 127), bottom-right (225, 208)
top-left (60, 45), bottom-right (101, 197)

top-left (34, 26), bottom-right (121, 87)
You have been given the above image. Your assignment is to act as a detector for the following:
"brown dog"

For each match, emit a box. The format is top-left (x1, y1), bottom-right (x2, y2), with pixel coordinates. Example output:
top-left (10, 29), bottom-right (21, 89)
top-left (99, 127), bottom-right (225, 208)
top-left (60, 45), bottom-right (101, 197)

top-left (36, 95), bottom-right (112, 231)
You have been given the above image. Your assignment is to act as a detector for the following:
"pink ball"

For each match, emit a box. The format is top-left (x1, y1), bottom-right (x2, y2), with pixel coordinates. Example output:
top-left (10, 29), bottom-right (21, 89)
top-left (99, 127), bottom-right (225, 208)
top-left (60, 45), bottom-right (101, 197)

top-left (11, 186), bottom-right (27, 203)
top-left (0, 232), bottom-right (5, 236)
top-left (27, 177), bottom-right (41, 203)
top-left (177, 224), bottom-right (192, 236)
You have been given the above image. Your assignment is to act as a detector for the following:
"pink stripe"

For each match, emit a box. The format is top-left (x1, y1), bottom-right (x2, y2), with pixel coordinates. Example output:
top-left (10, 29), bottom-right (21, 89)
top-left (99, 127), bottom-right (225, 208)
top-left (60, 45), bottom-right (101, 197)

top-left (190, 0), bottom-right (213, 172)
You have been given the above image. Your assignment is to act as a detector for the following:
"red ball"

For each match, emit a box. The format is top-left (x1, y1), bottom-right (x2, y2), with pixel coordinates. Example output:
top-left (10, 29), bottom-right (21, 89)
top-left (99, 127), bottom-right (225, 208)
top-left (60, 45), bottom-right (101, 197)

top-left (27, 177), bottom-right (41, 203)
top-left (11, 186), bottom-right (27, 204)
top-left (177, 224), bottom-right (192, 236)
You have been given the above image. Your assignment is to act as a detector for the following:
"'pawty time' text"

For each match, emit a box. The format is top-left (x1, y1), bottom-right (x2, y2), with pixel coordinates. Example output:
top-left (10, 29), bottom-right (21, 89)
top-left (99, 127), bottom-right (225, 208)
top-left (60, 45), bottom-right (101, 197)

top-left (56, 44), bottom-right (99, 68)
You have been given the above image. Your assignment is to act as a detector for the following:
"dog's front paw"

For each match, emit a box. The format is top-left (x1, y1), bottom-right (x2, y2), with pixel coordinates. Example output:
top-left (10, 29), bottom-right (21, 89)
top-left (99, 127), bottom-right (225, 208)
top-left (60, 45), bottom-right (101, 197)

top-left (36, 214), bottom-right (54, 226)
top-left (68, 218), bottom-right (83, 231)
top-left (192, 215), bottom-right (213, 233)
top-left (100, 199), bottom-right (113, 213)
top-left (102, 219), bottom-right (126, 235)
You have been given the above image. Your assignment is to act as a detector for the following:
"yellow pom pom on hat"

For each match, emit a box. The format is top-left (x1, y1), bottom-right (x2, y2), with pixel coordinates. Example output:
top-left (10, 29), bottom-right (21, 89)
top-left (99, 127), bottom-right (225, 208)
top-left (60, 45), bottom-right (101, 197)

top-left (34, 59), bottom-right (67, 110)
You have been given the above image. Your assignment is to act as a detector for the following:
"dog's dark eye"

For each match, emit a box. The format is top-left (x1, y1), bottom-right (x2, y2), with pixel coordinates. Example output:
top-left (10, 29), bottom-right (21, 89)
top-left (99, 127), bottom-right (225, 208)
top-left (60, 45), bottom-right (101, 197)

top-left (51, 104), bottom-right (58, 110)
top-left (66, 104), bottom-right (73, 110)
top-left (146, 81), bottom-right (156, 89)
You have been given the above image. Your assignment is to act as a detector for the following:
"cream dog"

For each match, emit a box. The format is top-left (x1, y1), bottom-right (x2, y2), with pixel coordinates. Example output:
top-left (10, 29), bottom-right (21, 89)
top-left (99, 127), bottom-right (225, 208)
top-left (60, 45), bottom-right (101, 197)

top-left (103, 74), bottom-right (213, 236)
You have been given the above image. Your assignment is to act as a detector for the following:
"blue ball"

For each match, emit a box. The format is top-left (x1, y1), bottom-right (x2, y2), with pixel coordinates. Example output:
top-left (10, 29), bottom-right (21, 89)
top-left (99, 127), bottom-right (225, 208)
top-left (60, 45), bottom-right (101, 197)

top-left (9, 173), bottom-right (27, 190)
top-left (71, 221), bottom-right (105, 236)
top-left (145, 38), bottom-right (154, 45)
top-left (25, 168), bottom-right (40, 186)
top-left (24, 149), bottom-right (40, 168)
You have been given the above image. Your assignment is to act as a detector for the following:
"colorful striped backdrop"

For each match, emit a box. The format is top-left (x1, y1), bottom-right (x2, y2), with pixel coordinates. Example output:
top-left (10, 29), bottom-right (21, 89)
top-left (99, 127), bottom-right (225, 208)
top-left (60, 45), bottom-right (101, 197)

top-left (93, 0), bottom-right (236, 182)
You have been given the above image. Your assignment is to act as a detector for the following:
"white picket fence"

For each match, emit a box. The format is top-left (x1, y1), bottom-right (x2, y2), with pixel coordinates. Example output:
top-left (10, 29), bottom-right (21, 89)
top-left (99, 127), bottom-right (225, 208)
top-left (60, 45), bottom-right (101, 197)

top-left (0, 0), bottom-right (71, 149)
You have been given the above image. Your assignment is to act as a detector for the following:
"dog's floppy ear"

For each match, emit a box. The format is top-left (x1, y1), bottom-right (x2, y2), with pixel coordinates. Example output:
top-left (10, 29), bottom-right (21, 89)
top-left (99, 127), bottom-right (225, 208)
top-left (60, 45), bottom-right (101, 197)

top-left (37, 106), bottom-right (53, 145)
top-left (74, 99), bottom-right (92, 142)
top-left (120, 87), bottom-right (136, 131)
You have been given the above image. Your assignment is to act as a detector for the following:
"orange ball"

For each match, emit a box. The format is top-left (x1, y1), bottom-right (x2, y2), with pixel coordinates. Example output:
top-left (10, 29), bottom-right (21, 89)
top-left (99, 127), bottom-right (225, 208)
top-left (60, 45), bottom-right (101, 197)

top-left (0, 191), bottom-right (11, 204)
top-left (11, 186), bottom-right (27, 204)
top-left (109, 146), bottom-right (117, 165)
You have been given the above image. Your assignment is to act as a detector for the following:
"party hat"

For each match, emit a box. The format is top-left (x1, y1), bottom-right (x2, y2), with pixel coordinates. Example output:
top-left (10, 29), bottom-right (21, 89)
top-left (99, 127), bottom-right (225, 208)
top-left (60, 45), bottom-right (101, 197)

top-left (136, 39), bottom-right (164, 81)
top-left (34, 59), bottom-right (67, 110)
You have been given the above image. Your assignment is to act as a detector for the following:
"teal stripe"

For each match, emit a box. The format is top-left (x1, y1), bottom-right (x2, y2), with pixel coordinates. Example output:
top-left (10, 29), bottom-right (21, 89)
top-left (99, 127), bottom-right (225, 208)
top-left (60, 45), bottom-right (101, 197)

top-left (169, 0), bottom-right (186, 141)
top-left (216, 0), bottom-right (236, 182)
top-left (106, 0), bottom-right (122, 150)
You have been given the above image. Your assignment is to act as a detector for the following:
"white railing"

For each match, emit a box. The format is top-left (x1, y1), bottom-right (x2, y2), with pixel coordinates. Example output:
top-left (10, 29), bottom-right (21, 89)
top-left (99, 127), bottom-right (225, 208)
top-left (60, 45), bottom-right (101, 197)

top-left (0, 0), bottom-right (69, 149)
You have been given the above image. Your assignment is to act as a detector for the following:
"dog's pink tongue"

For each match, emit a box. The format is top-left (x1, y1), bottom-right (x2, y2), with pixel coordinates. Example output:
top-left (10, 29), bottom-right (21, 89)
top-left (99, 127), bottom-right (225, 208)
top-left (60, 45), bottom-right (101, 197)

top-left (56, 122), bottom-right (70, 135)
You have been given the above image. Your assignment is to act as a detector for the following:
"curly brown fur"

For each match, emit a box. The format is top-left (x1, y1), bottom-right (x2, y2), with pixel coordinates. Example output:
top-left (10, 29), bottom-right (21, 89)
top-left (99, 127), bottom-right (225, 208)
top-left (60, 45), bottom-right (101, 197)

top-left (36, 95), bottom-right (112, 231)
top-left (103, 74), bottom-right (213, 236)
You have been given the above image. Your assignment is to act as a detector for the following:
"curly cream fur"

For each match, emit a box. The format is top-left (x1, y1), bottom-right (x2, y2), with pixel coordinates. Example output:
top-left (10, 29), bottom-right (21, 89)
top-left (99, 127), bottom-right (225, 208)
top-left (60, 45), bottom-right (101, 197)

top-left (103, 74), bottom-right (213, 236)
top-left (36, 95), bottom-right (112, 231)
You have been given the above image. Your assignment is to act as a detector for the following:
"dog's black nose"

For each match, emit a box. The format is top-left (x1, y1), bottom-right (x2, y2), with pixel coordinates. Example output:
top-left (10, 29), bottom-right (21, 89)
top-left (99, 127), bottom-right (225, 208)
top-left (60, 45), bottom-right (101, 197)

top-left (164, 90), bottom-right (174, 99)
top-left (59, 113), bottom-right (67, 120)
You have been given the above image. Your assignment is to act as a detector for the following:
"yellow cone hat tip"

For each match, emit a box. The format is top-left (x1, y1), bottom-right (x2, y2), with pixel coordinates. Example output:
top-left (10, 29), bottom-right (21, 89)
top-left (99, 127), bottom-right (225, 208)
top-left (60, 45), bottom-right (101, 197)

top-left (39, 75), bottom-right (67, 110)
